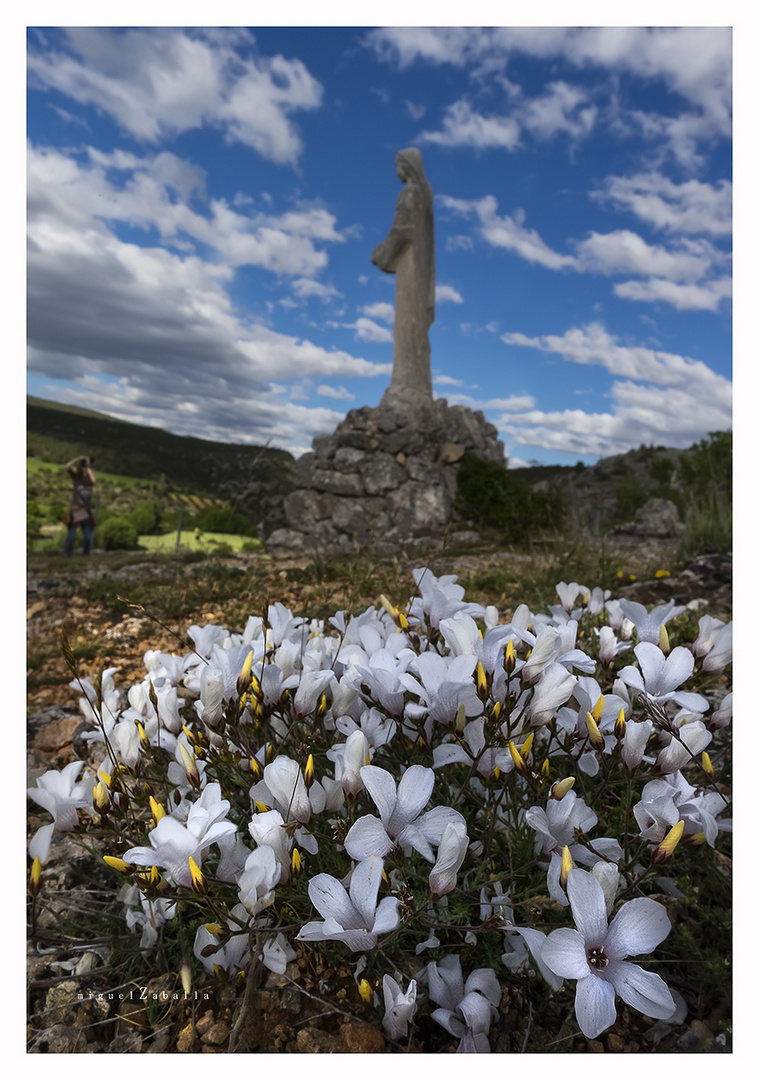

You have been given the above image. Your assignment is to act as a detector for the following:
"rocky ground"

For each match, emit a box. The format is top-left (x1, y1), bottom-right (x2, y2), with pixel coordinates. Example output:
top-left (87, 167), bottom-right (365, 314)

top-left (26, 546), bottom-right (732, 1054)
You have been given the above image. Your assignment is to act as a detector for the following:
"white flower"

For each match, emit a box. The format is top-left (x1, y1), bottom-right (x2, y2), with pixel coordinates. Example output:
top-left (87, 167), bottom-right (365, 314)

top-left (27, 761), bottom-right (96, 831)
top-left (344, 764), bottom-right (465, 863)
top-left (382, 974), bottom-right (418, 1039)
top-left (237, 844), bottom-right (279, 915)
top-left (541, 868), bottom-right (675, 1039)
top-left (618, 642), bottom-right (708, 713)
top-left (262, 757), bottom-right (313, 825)
top-left (296, 856), bottom-right (399, 952)
top-left (426, 954), bottom-right (501, 1053)
top-left (248, 809), bottom-right (293, 883)
top-left (617, 599), bottom-right (684, 644)
top-left (122, 782), bottom-right (236, 887)
top-left (428, 821), bottom-right (469, 898)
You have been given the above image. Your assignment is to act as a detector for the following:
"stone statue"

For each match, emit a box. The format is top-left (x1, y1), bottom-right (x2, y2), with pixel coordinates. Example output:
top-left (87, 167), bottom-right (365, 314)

top-left (372, 147), bottom-right (435, 407)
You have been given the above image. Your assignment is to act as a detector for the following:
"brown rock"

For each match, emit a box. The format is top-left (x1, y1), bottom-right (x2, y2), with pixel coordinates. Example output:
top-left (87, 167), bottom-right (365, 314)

top-left (201, 1020), bottom-right (230, 1046)
top-left (34, 716), bottom-right (81, 752)
top-left (339, 1021), bottom-right (386, 1053)
top-left (176, 1021), bottom-right (197, 1053)
top-left (587, 1039), bottom-right (605, 1052)
top-left (296, 1028), bottom-right (339, 1053)
top-left (606, 1032), bottom-right (625, 1052)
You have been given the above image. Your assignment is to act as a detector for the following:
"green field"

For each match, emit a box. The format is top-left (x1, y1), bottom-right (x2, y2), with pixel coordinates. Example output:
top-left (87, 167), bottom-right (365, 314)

top-left (137, 531), bottom-right (262, 554)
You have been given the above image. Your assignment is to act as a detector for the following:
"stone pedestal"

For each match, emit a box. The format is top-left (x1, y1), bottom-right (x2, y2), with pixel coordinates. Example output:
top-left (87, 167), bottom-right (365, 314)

top-left (266, 398), bottom-right (505, 557)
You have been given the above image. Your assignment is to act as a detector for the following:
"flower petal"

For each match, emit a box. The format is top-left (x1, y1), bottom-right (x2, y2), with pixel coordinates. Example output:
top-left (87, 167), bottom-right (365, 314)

top-left (307, 873), bottom-right (359, 929)
top-left (360, 765), bottom-right (398, 825)
top-left (389, 765), bottom-right (435, 834)
top-left (348, 855), bottom-right (383, 928)
top-left (574, 974), bottom-right (617, 1039)
top-left (606, 960), bottom-right (676, 1020)
top-left (542, 927), bottom-right (590, 980)
top-left (604, 897), bottom-right (672, 959)
top-left (344, 815), bottom-right (393, 862)
top-left (566, 869), bottom-right (608, 946)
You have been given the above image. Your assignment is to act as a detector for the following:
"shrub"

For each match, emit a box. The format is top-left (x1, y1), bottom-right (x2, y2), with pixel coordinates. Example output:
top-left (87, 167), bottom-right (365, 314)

top-left (96, 516), bottom-right (139, 551)
top-left (128, 499), bottom-right (162, 535)
top-left (454, 453), bottom-right (564, 543)
top-left (194, 506), bottom-right (256, 536)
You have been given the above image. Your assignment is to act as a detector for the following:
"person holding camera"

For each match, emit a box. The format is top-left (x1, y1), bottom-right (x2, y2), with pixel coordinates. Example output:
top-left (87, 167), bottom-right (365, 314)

top-left (63, 455), bottom-right (96, 557)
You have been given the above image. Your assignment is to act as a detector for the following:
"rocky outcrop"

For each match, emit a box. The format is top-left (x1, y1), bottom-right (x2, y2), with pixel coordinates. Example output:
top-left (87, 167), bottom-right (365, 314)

top-left (266, 398), bottom-right (504, 557)
top-left (607, 497), bottom-right (686, 541)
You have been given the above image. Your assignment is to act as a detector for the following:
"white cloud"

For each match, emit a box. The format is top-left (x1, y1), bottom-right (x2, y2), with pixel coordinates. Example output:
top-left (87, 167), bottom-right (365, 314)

top-left (439, 194), bottom-right (576, 271)
top-left (498, 321), bottom-right (731, 456)
top-left (442, 391), bottom-right (536, 412)
top-left (591, 172), bottom-right (732, 237)
top-left (368, 27), bottom-right (730, 167)
top-left (435, 284), bottom-right (464, 304)
top-left (434, 375), bottom-right (464, 387)
top-left (420, 99), bottom-right (520, 150)
top-left (292, 278), bottom-right (342, 302)
top-left (405, 100), bottom-right (426, 120)
top-left (347, 317), bottom-right (393, 343)
top-left (501, 322), bottom-right (731, 401)
top-left (361, 302), bottom-right (394, 323)
top-left (574, 230), bottom-right (718, 282)
top-left (613, 276), bottom-right (732, 313)
top-left (317, 384), bottom-right (355, 400)
top-left (513, 80), bottom-right (597, 141)
top-left (29, 143), bottom-right (344, 278)
top-left (366, 26), bottom-right (731, 124)
top-left (28, 28), bottom-right (324, 166)
top-left (440, 193), bottom-right (730, 312)
top-left (26, 140), bottom-right (389, 455)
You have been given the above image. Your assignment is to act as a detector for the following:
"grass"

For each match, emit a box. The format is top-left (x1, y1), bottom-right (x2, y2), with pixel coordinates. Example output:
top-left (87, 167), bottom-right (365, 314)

top-left (137, 531), bottom-right (263, 554)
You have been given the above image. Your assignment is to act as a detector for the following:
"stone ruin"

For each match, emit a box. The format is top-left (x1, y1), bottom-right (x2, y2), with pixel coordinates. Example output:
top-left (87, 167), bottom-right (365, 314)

top-left (266, 147), bottom-right (505, 558)
top-left (267, 397), bottom-right (504, 558)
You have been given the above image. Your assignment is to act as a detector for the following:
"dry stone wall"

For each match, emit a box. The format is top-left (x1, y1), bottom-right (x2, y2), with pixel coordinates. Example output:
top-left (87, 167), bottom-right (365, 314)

top-left (267, 398), bottom-right (504, 557)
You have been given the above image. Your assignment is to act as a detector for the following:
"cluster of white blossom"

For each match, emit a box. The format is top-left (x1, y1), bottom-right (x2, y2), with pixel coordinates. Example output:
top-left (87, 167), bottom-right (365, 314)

top-left (28, 569), bottom-right (731, 1049)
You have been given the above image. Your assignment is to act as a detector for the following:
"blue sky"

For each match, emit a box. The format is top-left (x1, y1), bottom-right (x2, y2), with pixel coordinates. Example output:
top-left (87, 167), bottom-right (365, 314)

top-left (26, 22), bottom-right (733, 467)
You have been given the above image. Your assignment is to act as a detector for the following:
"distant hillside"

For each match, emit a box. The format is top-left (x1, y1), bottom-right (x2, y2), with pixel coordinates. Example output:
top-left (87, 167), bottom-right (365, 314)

top-left (27, 396), bottom-right (295, 527)
top-left (511, 432), bottom-right (732, 541)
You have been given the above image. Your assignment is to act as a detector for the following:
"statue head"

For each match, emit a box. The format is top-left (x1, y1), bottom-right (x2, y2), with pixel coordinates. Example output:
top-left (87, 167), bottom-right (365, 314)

top-left (394, 148), bottom-right (429, 188)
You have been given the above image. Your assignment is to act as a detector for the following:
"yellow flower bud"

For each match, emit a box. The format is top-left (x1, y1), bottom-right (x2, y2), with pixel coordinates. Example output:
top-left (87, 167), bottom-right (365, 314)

top-left (103, 856), bottom-right (131, 874)
top-left (136, 721), bottom-right (150, 751)
top-left (304, 754), bottom-right (315, 788)
top-left (503, 638), bottom-right (516, 674)
top-left (149, 795), bottom-right (165, 823)
top-left (652, 820), bottom-right (685, 865)
top-left (551, 776), bottom-right (576, 801)
top-left (189, 856), bottom-right (208, 895)
top-left (178, 741), bottom-right (201, 788)
top-left (237, 650), bottom-right (254, 696)
top-left (508, 741), bottom-right (528, 777)
top-left (591, 695), bottom-right (605, 723)
top-left (93, 781), bottom-right (109, 813)
top-left (358, 979), bottom-right (373, 1004)
top-left (518, 732), bottom-right (534, 758)
top-left (455, 702), bottom-right (467, 735)
top-left (475, 661), bottom-right (488, 699)
top-left (614, 708), bottom-right (627, 740)
top-left (560, 846), bottom-right (574, 890)
top-left (585, 711), bottom-right (605, 751)
top-left (29, 856), bottom-right (42, 896)
top-left (541, 758), bottom-right (550, 779)
top-left (701, 751), bottom-right (714, 780)
top-left (291, 848), bottom-right (302, 877)
top-left (658, 623), bottom-right (670, 655)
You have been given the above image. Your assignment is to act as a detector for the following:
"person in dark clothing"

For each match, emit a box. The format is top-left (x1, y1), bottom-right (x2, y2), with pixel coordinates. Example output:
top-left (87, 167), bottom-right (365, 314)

top-left (64, 456), bottom-right (96, 556)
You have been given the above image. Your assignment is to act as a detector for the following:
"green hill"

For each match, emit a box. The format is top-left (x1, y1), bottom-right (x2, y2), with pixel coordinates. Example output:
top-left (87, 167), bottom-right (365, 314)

top-left (27, 396), bottom-right (295, 530)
